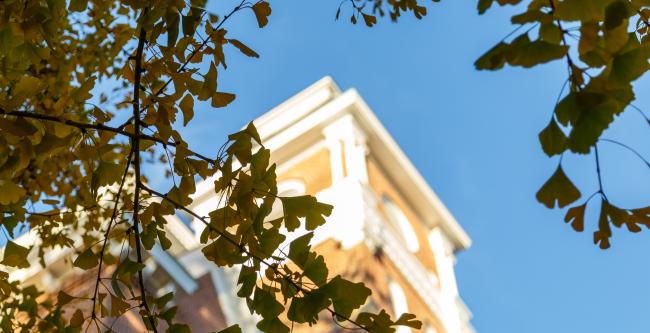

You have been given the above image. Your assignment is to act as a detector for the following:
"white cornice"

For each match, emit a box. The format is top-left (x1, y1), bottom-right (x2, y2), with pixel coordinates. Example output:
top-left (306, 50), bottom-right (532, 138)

top-left (252, 78), bottom-right (471, 251)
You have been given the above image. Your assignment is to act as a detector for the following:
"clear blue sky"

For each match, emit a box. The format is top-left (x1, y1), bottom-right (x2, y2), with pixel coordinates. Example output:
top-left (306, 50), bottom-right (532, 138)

top-left (167, 1), bottom-right (650, 332)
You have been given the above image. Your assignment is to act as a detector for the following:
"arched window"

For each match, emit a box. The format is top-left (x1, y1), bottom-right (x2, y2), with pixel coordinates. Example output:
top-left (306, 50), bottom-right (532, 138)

top-left (388, 281), bottom-right (412, 333)
top-left (382, 195), bottom-right (420, 252)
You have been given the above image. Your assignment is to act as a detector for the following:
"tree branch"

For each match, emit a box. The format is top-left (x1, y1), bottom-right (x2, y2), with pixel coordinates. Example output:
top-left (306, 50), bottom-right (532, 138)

top-left (131, 25), bottom-right (158, 333)
top-left (139, 184), bottom-right (371, 332)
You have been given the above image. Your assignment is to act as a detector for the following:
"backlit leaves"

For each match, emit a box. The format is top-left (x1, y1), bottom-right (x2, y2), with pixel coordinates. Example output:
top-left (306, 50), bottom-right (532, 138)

top-left (475, 34), bottom-right (568, 70)
top-left (536, 165), bottom-right (581, 209)
top-left (1, 241), bottom-right (30, 268)
top-left (252, 2), bottom-right (272, 28)
top-left (475, 0), bottom-right (650, 248)
top-left (229, 39), bottom-right (260, 58)
top-left (281, 195), bottom-right (333, 231)
top-left (73, 248), bottom-right (99, 270)
top-left (539, 118), bottom-right (568, 156)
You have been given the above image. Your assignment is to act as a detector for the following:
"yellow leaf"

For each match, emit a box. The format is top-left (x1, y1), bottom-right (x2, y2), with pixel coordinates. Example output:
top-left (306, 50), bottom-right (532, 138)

top-left (110, 294), bottom-right (130, 317)
top-left (252, 2), bottom-right (272, 28)
top-left (362, 13), bottom-right (377, 27)
top-left (211, 92), bottom-right (235, 108)
top-left (229, 39), bottom-right (259, 58)
top-left (13, 76), bottom-right (42, 97)
top-left (179, 94), bottom-right (194, 126)
top-left (0, 180), bottom-right (26, 205)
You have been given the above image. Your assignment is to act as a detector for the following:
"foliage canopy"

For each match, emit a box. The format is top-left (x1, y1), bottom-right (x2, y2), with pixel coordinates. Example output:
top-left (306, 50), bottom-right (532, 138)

top-left (2, 0), bottom-right (650, 332)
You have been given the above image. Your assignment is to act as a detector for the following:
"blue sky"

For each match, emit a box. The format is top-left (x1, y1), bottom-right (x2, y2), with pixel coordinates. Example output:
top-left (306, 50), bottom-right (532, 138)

top-left (168, 1), bottom-right (650, 332)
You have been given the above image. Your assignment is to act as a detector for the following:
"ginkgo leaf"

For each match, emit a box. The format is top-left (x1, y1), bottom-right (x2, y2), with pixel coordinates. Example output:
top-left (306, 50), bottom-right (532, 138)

top-left (179, 94), bottom-right (194, 126)
top-left (0, 117), bottom-right (38, 137)
top-left (217, 324), bottom-right (242, 333)
top-left (252, 2), bottom-right (272, 28)
top-left (475, 42), bottom-right (508, 70)
top-left (1, 241), bottom-right (30, 268)
top-left (281, 195), bottom-right (333, 231)
top-left (604, 0), bottom-right (629, 30)
top-left (73, 76), bottom-right (96, 103)
top-left (0, 180), bottom-right (26, 205)
top-left (68, 0), bottom-right (89, 12)
top-left (70, 309), bottom-right (85, 327)
top-left (110, 294), bottom-right (130, 317)
top-left (565, 203), bottom-right (586, 232)
top-left (287, 291), bottom-right (330, 324)
top-left (322, 275), bottom-right (371, 318)
top-left (229, 39), bottom-right (259, 58)
top-left (73, 248), bottom-right (99, 270)
top-left (91, 161), bottom-right (123, 194)
top-left (57, 290), bottom-right (75, 306)
top-left (506, 34), bottom-right (568, 68)
top-left (394, 313), bottom-right (423, 329)
top-left (252, 287), bottom-right (284, 318)
top-left (199, 62), bottom-right (218, 101)
top-left (256, 317), bottom-right (289, 333)
top-left (212, 92), bottom-right (236, 108)
top-left (554, 0), bottom-right (611, 21)
top-left (168, 324), bottom-right (192, 333)
top-left (536, 165), bottom-right (581, 209)
top-left (13, 76), bottom-right (42, 97)
top-left (538, 118), bottom-right (567, 156)
top-left (362, 13), bottom-right (377, 27)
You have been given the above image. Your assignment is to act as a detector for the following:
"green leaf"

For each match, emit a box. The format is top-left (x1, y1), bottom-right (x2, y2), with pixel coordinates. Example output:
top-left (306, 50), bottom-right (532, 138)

top-left (179, 94), bottom-right (194, 126)
top-left (229, 39), bottom-right (259, 58)
top-left (252, 2), bottom-right (272, 28)
top-left (168, 324), bottom-right (191, 333)
top-left (286, 233), bottom-right (328, 284)
top-left (256, 317), bottom-right (289, 333)
top-left (322, 275), bottom-right (371, 318)
top-left (1, 241), bottom-right (30, 268)
top-left (110, 294), bottom-right (130, 317)
top-left (281, 195), bottom-right (333, 231)
top-left (475, 42), bottom-right (508, 70)
top-left (538, 118), bottom-right (567, 156)
top-left (536, 165), bottom-right (581, 209)
top-left (506, 34), bottom-right (568, 68)
top-left (251, 287), bottom-right (284, 318)
top-left (216, 325), bottom-right (242, 333)
top-left (565, 203), bottom-right (587, 232)
top-left (610, 47), bottom-right (650, 84)
top-left (73, 248), bottom-right (99, 270)
top-left (287, 291), bottom-right (330, 324)
top-left (394, 313), bottom-right (423, 329)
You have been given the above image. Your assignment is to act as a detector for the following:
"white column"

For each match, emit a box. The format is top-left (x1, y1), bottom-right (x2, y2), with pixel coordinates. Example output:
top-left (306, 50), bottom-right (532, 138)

top-left (322, 114), bottom-right (369, 184)
top-left (429, 227), bottom-right (463, 333)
